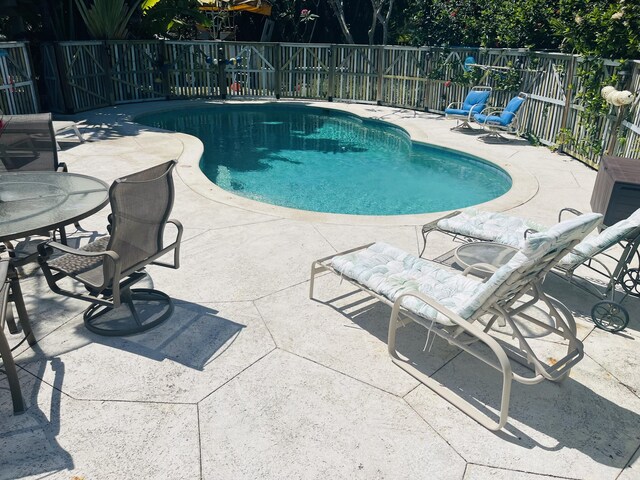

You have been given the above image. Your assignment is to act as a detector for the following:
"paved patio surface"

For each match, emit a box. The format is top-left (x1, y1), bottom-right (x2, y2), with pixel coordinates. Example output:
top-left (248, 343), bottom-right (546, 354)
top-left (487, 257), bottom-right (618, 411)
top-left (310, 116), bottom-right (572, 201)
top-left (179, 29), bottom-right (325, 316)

top-left (2, 101), bottom-right (640, 480)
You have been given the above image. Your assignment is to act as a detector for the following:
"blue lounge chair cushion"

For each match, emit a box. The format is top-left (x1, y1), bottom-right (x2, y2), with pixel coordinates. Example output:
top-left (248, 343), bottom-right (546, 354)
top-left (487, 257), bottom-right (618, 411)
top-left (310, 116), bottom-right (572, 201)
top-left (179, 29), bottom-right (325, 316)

top-left (463, 90), bottom-right (491, 112)
top-left (444, 108), bottom-right (473, 116)
top-left (475, 95), bottom-right (526, 126)
top-left (474, 113), bottom-right (510, 126)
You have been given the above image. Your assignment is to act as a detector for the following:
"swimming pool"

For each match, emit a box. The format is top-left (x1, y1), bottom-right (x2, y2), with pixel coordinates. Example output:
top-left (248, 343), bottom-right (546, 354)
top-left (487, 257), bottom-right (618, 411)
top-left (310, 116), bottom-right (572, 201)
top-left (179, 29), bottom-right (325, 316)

top-left (137, 104), bottom-right (511, 216)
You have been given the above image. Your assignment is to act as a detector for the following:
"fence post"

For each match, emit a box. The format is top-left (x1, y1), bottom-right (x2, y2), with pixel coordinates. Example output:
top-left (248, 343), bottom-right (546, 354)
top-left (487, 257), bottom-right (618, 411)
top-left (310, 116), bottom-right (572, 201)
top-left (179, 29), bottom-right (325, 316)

top-left (559, 55), bottom-right (576, 135)
top-left (53, 43), bottom-right (75, 114)
top-left (376, 45), bottom-right (384, 105)
top-left (217, 43), bottom-right (227, 98)
top-left (274, 43), bottom-right (281, 99)
top-left (606, 64), bottom-right (634, 156)
top-left (327, 44), bottom-right (336, 101)
top-left (423, 47), bottom-right (433, 111)
top-left (101, 41), bottom-right (114, 105)
top-left (418, 47), bottom-right (429, 111)
top-left (159, 40), bottom-right (170, 99)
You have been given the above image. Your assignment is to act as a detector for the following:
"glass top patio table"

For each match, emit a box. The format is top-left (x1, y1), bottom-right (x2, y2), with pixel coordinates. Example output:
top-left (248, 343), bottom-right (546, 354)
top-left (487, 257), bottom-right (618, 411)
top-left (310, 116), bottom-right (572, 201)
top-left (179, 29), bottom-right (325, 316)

top-left (0, 171), bottom-right (109, 242)
top-left (454, 242), bottom-right (518, 276)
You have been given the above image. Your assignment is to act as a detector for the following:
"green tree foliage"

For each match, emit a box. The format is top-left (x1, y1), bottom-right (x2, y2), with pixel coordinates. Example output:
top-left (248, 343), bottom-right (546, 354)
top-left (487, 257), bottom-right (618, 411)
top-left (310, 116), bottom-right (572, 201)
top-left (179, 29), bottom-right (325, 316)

top-left (397, 0), bottom-right (639, 58)
top-left (551, 0), bottom-right (640, 58)
top-left (0, 0), bottom-right (81, 41)
top-left (136, 0), bottom-right (210, 39)
top-left (0, 0), bottom-right (638, 60)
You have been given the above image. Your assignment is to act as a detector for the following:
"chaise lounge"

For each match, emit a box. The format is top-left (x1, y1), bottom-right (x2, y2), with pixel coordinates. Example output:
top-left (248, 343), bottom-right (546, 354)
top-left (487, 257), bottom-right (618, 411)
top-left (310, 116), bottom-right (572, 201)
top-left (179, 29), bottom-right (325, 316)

top-left (310, 213), bottom-right (602, 430)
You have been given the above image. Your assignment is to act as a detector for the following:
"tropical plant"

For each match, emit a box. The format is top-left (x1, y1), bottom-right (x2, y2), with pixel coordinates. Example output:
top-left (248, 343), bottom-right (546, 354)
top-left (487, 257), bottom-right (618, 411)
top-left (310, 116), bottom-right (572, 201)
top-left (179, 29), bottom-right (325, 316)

top-left (74, 0), bottom-right (142, 39)
top-left (138, 0), bottom-right (210, 39)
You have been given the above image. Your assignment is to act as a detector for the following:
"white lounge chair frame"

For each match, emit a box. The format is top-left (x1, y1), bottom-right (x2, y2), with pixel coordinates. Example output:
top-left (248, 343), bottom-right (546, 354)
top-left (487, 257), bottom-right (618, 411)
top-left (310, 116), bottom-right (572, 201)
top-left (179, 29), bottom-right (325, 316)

top-left (309, 217), bottom-right (597, 430)
top-left (52, 121), bottom-right (85, 150)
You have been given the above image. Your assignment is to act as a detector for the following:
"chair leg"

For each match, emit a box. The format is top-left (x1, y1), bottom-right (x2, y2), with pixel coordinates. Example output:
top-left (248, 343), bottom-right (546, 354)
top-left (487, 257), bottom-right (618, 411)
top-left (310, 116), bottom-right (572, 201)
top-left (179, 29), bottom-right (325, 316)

top-left (450, 120), bottom-right (474, 131)
top-left (0, 326), bottom-right (25, 414)
top-left (5, 303), bottom-right (18, 334)
top-left (478, 131), bottom-right (510, 143)
top-left (7, 266), bottom-right (36, 346)
top-left (72, 125), bottom-right (85, 143)
top-left (1, 276), bottom-right (27, 414)
top-left (387, 301), bottom-right (512, 431)
top-left (309, 260), bottom-right (329, 299)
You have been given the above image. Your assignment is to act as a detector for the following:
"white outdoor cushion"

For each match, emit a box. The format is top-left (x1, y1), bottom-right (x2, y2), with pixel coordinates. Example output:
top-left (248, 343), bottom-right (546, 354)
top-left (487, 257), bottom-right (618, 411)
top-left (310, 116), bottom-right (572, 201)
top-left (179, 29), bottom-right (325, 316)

top-left (331, 213), bottom-right (602, 328)
top-left (437, 209), bottom-right (547, 248)
top-left (558, 208), bottom-right (640, 269)
top-left (332, 242), bottom-right (485, 326)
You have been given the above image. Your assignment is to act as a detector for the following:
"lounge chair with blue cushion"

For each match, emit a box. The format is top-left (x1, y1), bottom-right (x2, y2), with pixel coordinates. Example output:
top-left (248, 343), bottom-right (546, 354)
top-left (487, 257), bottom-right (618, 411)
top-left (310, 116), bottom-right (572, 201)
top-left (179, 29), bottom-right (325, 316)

top-left (422, 207), bottom-right (640, 332)
top-left (473, 92), bottom-right (528, 141)
top-left (444, 86), bottom-right (492, 130)
top-left (310, 213), bottom-right (602, 430)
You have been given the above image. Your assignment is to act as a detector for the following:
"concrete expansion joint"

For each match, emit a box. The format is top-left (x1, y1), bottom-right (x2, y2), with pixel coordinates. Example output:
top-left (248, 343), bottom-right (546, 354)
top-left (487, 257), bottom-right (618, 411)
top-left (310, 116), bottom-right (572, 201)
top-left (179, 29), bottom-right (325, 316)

top-left (196, 347), bottom-right (278, 405)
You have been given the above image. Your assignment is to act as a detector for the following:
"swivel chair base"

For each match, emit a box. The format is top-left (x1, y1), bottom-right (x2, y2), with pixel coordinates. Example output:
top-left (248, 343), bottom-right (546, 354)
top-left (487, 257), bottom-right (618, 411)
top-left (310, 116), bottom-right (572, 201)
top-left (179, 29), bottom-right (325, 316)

top-left (83, 288), bottom-right (173, 337)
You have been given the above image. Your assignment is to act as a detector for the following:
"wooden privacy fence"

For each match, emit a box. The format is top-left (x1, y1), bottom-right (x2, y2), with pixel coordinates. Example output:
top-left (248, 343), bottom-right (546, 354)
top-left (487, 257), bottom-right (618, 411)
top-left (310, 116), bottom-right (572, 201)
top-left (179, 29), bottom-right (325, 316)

top-left (4, 40), bottom-right (638, 168)
top-left (0, 42), bottom-right (38, 115)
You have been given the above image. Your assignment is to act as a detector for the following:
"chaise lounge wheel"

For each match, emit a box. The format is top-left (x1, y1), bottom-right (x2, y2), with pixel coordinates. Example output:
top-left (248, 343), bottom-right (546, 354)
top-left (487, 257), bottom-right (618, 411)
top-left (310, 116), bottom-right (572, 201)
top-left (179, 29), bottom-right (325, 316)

top-left (591, 301), bottom-right (629, 333)
top-left (621, 268), bottom-right (640, 297)
top-left (83, 288), bottom-right (174, 336)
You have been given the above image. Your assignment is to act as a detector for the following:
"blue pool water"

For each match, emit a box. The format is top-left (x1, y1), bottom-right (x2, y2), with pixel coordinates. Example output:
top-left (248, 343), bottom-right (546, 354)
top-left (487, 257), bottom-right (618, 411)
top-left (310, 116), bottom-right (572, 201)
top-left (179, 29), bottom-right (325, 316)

top-left (137, 105), bottom-right (511, 215)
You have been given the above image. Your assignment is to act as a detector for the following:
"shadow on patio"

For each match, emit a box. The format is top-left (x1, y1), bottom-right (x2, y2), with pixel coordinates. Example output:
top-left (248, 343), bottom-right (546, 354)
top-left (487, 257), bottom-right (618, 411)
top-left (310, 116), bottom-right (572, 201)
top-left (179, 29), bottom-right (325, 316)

top-left (315, 284), bottom-right (640, 472)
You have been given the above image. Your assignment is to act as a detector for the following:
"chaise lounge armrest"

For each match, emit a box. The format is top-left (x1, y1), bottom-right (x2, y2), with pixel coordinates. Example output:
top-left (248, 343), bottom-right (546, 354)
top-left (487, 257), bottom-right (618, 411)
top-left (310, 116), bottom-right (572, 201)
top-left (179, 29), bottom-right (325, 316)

top-left (558, 207), bottom-right (584, 222)
top-left (474, 108), bottom-right (515, 127)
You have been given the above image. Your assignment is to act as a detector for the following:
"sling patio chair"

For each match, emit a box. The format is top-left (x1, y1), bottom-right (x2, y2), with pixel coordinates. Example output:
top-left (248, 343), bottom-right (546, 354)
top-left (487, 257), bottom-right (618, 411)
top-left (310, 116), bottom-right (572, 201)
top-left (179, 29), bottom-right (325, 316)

top-left (37, 160), bottom-right (183, 336)
top-left (0, 113), bottom-right (76, 249)
top-left (444, 85), bottom-right (492, 130)
top-left (473, 92), bottom-right (528, 141)
top-left (309, 213), bottom-right (602, 431)
top-left (0, 113), bottom-right (67, 173)
top-left (422, 207), bottom-right (640, 332)
top-left (0, 259), bottom-right (37, 413)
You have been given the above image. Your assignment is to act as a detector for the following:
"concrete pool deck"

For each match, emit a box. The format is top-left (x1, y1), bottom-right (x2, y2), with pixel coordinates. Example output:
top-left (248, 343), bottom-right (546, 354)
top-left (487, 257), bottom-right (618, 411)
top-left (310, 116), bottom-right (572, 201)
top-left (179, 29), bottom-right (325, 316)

top-left (2, 100), bottom-right (640, 479)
